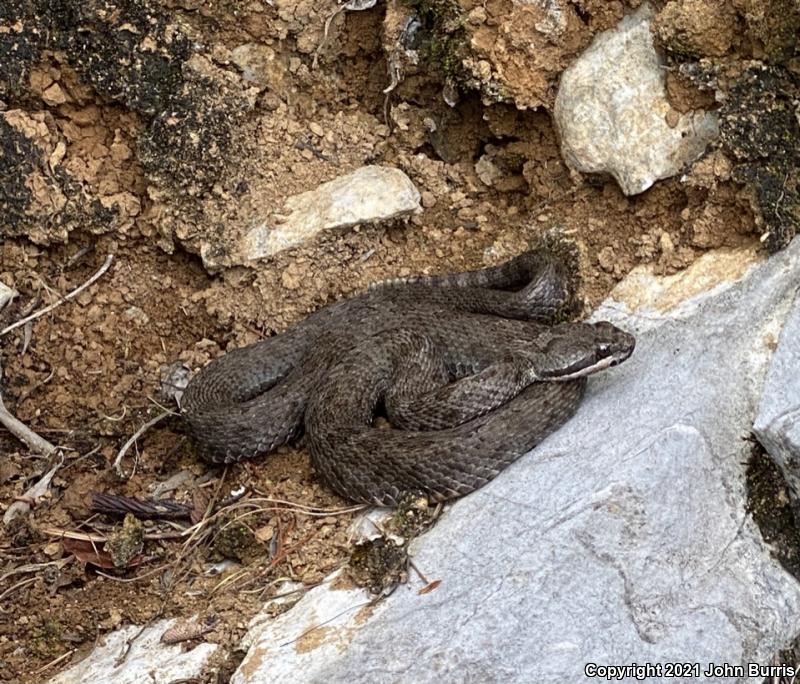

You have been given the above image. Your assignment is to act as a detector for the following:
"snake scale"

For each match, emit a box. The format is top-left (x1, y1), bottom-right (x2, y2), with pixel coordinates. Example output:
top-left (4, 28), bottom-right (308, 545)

top-left (182, 244), bottom-right (635, 506)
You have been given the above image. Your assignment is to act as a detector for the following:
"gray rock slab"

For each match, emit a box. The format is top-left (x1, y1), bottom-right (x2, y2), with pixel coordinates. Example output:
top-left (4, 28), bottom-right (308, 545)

top-left (234, 238), bottom-right (800, 683)
top-left (554, 4), bottom-right (718, 196)
top-left (49, 618), bottom-right (217, 684)
top-left (754, 285), bottom-right (800, 507)
top-left (244, 165), bottom-right (421, 260)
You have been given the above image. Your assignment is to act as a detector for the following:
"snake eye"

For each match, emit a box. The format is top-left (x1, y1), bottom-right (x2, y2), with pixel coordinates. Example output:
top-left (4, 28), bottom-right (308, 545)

top-left (597, 342), bottom-right (611, 355)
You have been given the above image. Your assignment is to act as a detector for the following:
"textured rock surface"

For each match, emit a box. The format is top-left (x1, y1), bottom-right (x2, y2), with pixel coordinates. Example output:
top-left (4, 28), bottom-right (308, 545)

top-left (244, 166), bottom-right (421, 260)
top-left (0, 280), bottom-right (16, 311)
top-left (232, 572), bottom-right (373, 684)
top-left (554, 4), bottom-right (718, 195)
top-left (754, 289), bottom-right (800, 512)
top-left (234, 238), bottom-right (800, 683)
top-left (48, 619), bottom-right (217, 684)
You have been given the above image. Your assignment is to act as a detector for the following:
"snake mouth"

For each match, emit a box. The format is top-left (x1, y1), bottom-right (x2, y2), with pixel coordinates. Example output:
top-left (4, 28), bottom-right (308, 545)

top-left (550, 354), bottom-right (616, 381)
top-left (547, 339), bottom-right (635, 381)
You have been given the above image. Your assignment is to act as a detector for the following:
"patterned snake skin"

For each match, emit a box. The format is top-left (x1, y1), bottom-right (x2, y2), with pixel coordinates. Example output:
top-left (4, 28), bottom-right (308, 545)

top-left (182, 245), bottom-right (635, 506)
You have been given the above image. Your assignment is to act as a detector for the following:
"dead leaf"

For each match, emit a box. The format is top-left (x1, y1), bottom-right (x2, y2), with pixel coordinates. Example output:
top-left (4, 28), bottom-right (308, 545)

top-left (417, 579), bottom-right (441, 595)
top-left (62, 538), bottom-right (145, 570)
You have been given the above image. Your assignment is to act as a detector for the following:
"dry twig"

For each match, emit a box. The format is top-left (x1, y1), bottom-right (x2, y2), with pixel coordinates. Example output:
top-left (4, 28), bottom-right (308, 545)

top-left (0, 354), bottom-right (66, 523)
top-left (0, 393), bottom-right (58, 457)
top-left (112, 410), bottom-right (171, 478)
top-left (0, 254), bottom-right (114, 337)
top-left (30, 649), bottom-right (76, 676)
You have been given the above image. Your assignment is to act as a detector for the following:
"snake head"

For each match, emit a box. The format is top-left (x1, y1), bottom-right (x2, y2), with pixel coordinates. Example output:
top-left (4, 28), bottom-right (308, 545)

top-left (537, 321), bottom-right (636, 381)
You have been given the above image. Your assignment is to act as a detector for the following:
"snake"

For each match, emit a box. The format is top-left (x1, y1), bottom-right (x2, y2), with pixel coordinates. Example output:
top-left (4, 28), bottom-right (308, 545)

top-left (182, 244), bottom-right (635, 506)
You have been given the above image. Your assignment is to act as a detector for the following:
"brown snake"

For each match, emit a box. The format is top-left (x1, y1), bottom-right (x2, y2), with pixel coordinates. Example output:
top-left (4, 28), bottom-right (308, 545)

top-left (182, 245), bottom-right (635, 506)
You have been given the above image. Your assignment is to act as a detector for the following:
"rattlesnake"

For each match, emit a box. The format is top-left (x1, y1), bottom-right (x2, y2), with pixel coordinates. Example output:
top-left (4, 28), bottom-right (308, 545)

top-left (182, 245), bottom-right (635, 506)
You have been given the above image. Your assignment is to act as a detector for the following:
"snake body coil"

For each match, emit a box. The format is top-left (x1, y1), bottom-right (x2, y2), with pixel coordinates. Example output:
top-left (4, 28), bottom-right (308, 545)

top-left (182, 248), bottom-right (635, 506)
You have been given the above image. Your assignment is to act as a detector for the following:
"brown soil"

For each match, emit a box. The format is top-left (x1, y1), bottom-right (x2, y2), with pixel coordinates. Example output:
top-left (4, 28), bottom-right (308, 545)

top-left (0, 0), bottom-right (787, 682)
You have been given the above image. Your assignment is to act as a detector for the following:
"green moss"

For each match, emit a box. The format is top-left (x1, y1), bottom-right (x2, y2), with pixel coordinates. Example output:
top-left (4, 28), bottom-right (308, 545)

top-left (29, 619), bottom-right (66, 658)
top-left (3, 0), bottom-right (249, 198)
top-left (402, 0), bottom-right (467, 81)
top-left (746, 0), bottom-right (799, 65)
top-left (348, 537), bottom-right (408, 595)
top-left (719, 65), bottom-right (799, 252)
top-left (0, 118), bottom-right (36, 230)
top-left (212, 520), bottom-right (258, 563)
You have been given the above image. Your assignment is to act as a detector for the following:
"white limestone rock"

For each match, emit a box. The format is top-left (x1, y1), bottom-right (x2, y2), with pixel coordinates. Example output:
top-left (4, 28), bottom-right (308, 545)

top-left (554, 3), bottom-right (719, 195)
top-left (48, 618), bottom-right (217, 684)
top-left (0, 280), bottom-right (17, 311)
top-left (244, 166), bottom-right (421, 260)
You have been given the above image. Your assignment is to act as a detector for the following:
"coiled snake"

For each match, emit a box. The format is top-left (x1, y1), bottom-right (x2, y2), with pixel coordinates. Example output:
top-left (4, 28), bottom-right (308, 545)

top-left (182, 245), bottom-right (635, 506)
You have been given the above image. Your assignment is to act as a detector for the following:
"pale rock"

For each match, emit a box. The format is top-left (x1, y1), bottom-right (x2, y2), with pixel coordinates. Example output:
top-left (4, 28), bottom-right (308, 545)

top-left (554, 4), bottom-right (718, 195)
top-left (475, 154), bottom-right (502, 187)
top-left (122, 305), bottom-right (150, 326)
top-left (245, 166), bottom-right (421, 260)
top-left (48, 619), bottom-right (217, 684)
top-left (42, 83), bottom-right (67, 106)
top-left (526, 0), bottom-right (567, 37)
top-left (420, 190), bottom-right (437, 208)
top-left (0, 281), bottom-right (17, 311)
top-left (232, 573), bottom-right (373, 684)
top-left (230, 44), bottom-right (285, 89)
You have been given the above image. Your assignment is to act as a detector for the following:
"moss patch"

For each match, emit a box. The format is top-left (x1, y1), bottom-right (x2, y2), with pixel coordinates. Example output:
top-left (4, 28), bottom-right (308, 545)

top-left (0, 116), bottom-right (37, 230)
top-left (401, 0), bottom-right (467, 82)
top-left (2, 0), bottom-right (252, 202)
top-left (718, 65), bottom-right (800, 252)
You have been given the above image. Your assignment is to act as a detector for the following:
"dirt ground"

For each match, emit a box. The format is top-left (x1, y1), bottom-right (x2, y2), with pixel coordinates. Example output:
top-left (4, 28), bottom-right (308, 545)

top-left (0, 0), bottom-right (797, 682)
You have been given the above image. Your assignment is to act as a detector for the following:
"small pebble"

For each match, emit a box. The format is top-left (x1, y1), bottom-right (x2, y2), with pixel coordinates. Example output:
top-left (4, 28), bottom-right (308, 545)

top-left (597, 246), bottom-right (616, 272)
top-left (468, 6), bottom-right (487, 24)
top-left (664, 109), bottom-right (680, 128)
top-left (659, 231), bottom-right (675, 256)
top-left (42, 82), bottom-right (67, 106)
top-left (421, 191), bottom-right (437, 209)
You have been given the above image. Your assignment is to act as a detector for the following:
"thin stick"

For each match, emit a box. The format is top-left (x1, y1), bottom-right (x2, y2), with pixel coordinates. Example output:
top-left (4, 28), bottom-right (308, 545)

top-left (0, 394), bottom-right (57, 456)
top-left (113, 411), bottom-right (170, 478)
top-left (0, 576), bottom-right (37, 603)
top-left (94, 563), bottom-right (173, 584)
top-left (30, 648), bottom-right (76, 676)
top-left (243, 494), bottom-right (366, 515)
top-left (0, 558), bottom-right (71, 584)
top-left (312, 4), bottom-right (345, 69)
top-left (0, 254), bottom-right (114, 337)
top-left (406, 556), bottom-right (428, 584)
top-left (39, 524), bottom-right (194, 543)
top-left (280, 598), bottom-right (376, 647)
